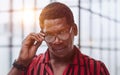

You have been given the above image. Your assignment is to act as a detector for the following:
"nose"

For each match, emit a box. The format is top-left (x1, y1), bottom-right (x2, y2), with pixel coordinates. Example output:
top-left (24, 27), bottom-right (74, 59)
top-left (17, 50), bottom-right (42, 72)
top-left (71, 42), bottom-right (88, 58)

top-left (53, 37), bottom-right (62, 44)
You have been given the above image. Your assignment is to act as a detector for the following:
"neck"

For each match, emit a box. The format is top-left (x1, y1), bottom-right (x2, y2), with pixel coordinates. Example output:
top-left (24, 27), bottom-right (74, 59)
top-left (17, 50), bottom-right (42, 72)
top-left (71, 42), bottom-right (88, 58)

top-left (50, 49), bottom-right (75, 64)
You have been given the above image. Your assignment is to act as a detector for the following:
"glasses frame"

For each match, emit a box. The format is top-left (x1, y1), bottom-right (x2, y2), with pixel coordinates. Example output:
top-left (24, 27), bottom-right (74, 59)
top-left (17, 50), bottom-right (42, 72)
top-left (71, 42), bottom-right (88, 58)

top-left (44, 27), bottom-right (73, 43)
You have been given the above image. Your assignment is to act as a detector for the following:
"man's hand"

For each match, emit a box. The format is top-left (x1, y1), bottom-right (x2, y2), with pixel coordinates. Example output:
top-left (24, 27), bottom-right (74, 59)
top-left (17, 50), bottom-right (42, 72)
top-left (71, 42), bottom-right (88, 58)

top-left (16, 32), bottom-right (45, 66)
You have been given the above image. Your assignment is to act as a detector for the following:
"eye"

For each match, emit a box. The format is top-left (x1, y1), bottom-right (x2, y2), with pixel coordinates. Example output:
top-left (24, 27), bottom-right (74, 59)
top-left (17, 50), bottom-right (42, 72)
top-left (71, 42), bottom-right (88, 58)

top-left (60, 31), bottom-right (65, 34)
top-left (46, 33), bottom-right (54, 37)
top-left (45, 32), bottom-right (55, 36)
top-left (59, 30), bottom-right (68, 34)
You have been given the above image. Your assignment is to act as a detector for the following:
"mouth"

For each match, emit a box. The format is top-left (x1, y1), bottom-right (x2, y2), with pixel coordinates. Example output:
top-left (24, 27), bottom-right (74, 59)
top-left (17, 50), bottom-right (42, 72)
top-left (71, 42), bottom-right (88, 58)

top-left (53, 46), bottom-right (67, 52)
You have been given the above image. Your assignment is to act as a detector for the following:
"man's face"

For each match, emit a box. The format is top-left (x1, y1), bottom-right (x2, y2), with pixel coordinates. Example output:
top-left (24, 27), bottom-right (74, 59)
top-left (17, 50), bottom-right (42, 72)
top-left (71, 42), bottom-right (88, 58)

top-left (42, 17), bottom-right (75, 58)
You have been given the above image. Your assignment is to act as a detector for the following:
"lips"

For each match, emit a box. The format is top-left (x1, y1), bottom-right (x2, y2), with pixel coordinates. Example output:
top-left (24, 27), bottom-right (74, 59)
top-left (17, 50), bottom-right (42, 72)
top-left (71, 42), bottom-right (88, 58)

top-left (52, 46), bottom-right (67, 52)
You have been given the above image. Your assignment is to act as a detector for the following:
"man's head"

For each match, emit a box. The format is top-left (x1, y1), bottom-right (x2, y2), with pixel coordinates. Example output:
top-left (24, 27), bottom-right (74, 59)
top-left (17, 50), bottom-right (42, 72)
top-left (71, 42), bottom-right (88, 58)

top-left (39, 2), bottom-right (77, 59)
top-left (39, 2), bottom-right (75, 30)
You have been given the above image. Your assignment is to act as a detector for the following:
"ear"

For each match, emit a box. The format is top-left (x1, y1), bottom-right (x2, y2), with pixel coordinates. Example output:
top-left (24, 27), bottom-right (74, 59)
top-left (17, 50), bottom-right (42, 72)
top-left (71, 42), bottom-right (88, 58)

top-left (72, 23), bottom-right (78, 36)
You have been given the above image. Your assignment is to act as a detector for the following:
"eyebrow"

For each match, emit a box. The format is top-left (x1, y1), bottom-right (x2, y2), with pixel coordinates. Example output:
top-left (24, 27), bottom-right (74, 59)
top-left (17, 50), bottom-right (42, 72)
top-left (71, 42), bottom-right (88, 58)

top-left (45, 27), bottom-right (70, 35)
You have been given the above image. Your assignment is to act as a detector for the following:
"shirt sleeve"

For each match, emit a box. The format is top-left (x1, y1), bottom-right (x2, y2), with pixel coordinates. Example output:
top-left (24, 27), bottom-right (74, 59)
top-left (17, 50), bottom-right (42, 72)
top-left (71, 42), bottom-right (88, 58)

top-left (100, 62), bottom-right (110, 75)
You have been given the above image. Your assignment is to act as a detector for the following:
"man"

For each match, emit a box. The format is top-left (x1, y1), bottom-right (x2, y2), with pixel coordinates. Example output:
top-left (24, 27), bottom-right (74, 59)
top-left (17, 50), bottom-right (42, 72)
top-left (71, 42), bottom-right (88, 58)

top-left (8, 2), bottom-right (110, 75)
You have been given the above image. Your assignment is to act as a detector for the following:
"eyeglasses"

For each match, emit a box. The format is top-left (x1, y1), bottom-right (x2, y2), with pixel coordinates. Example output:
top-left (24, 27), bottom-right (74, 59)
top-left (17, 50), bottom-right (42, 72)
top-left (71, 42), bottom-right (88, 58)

top-left (44, 27), bottom-right (72, 43)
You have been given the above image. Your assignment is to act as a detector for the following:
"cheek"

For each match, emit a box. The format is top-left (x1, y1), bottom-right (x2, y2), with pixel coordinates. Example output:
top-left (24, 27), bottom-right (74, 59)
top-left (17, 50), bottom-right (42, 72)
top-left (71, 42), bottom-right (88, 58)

top-left (67, 35), bottom-right (74, 44)
top-left (65, 37), bottom-right (74, 48)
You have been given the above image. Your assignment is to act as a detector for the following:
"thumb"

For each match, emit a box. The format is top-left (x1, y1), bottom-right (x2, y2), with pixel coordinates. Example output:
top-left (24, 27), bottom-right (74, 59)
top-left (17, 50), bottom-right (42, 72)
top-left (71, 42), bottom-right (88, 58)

top-left (30, 42), bottom-right (42, 56)
top-left (34, 41), bottom-right (42, 49)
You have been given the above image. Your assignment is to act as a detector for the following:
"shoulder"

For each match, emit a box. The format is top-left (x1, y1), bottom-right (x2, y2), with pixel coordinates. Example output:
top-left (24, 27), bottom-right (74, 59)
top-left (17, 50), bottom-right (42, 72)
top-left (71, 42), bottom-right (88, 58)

top-left (74, 46), bottom-right (107, 68)
top-left (81, 53), bottom-right (105, 68)
top-left (79, 53), bottom-right (110, 75)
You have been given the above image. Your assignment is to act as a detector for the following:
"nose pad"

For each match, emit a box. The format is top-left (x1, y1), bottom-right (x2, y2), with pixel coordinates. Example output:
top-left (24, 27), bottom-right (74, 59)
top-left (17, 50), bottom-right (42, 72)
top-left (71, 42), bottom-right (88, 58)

top-left (53, 37), bottom-right (62, 44)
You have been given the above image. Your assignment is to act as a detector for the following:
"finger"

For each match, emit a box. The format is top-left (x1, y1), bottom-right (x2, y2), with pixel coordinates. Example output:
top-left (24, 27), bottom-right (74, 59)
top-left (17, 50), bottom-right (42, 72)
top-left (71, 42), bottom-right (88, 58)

top-left (23, 33), bottom-right (38, 42)
top-left (22, 33), bottom-right (43, 48)
top-left (29, 42), bottom-right (42, 57)
top-left (30, 35), bottom-right (39, 42)
top-left (30, 33), bottom-right (44, 42)
top-left (38, 33), bottom-right (45, 41)
top-left (30, 33), bottom-right (39, 41)
top-left (34, 41), bottom-right (42, 49)
top-left (39, 32), bottom-right (45, 36)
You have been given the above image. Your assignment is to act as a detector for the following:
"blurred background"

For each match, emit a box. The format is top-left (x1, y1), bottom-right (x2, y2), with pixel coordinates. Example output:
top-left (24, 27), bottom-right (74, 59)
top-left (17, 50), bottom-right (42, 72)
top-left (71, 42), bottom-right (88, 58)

top-left (0, 0), bottom-right (120, 75)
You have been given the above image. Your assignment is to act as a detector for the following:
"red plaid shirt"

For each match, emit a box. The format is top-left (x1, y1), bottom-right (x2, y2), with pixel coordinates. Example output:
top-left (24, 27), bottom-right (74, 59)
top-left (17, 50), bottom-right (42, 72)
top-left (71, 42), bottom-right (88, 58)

top-left (22, 46), bottom-right (110, 75)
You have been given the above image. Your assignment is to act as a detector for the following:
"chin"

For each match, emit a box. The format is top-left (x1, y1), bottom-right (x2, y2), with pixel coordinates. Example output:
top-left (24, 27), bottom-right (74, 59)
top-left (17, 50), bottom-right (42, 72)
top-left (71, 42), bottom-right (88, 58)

top-left (55, 54), bottom-right (67, 59)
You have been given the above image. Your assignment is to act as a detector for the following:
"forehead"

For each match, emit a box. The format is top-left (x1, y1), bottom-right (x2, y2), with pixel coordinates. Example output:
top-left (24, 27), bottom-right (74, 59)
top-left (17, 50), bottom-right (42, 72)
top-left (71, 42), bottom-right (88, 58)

top-left (43, 17), bottom-right (69, 33)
